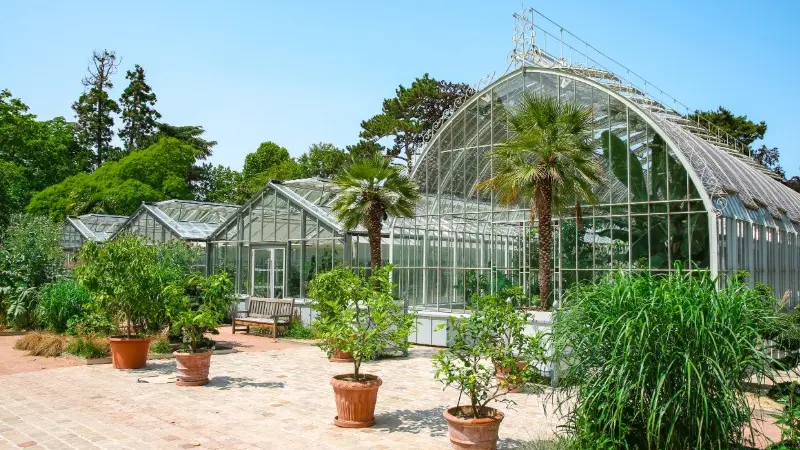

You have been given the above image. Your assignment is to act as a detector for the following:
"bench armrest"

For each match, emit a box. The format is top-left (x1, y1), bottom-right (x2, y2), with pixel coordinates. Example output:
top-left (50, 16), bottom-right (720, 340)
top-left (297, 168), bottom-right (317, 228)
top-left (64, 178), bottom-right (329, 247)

top-left (270, 313), bottom-right (293, 319)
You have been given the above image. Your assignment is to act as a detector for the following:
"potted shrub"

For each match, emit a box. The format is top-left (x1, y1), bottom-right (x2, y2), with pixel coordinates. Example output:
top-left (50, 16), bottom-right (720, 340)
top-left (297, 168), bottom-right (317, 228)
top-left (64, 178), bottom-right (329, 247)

top-left (75, 236), bottom-right (162, 369)
top-left (312, 265), bottom-right (414, 428)
top-left (165, 273), bottom-right (233, 386)
top-left (433, 299), bottom-right (546, 449)
top-left (472, 293), bottom-right (545, 393)
top-left (307, 267), bottom-right (358, 363)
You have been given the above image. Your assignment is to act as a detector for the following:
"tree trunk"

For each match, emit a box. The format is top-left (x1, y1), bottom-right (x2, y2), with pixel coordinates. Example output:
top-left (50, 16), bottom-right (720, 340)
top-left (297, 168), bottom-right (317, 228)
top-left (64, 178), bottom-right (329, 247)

top-left (366, 204), bottom-right (384, 272)
top-left (537, 183), bottom-right (553, 309)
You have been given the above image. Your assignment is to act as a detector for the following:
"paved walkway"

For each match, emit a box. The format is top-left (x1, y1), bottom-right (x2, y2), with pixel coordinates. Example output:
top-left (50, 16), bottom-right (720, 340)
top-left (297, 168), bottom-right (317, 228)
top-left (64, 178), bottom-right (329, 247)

top-left (0, 346), bottom-right (558, 449)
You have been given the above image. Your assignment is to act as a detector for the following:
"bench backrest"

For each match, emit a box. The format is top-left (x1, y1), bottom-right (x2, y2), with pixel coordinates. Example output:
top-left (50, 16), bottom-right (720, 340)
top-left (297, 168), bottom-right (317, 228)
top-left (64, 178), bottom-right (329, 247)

top-left (248, 297), bottom-right (295, 319)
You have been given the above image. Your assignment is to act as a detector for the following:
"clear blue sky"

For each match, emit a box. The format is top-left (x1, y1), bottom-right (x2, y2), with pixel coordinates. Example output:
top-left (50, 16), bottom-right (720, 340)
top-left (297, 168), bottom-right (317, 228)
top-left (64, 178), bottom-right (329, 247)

top-left (3, 1), bottom-right (799, 175)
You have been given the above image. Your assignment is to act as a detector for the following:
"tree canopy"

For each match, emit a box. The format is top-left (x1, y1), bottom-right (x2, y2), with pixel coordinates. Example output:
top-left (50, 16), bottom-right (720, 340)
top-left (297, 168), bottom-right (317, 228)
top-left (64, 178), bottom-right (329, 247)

top-left (298, 142), bottom-right (348, 179)
top-left (72, 50), bottom-right (121, 167)
top-left (119, 64), bottom-right (161, 152)
top-left (27, 137), bottom-right (200, 220)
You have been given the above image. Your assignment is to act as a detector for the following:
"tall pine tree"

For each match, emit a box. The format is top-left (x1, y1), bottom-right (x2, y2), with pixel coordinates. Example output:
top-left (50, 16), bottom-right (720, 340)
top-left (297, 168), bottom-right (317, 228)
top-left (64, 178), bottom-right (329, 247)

top-left (72, 50), bottom-right (121, 168)
top-left (119, 64), bottom-right (161, 153)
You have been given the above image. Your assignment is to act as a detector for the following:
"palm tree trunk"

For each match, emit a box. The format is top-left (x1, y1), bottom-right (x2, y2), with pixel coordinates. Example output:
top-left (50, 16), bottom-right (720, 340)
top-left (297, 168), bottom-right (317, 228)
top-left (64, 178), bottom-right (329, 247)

top-left (367, 205), bottom-right (384, 272)
top-left (537, 183), bottom-right (553, 309)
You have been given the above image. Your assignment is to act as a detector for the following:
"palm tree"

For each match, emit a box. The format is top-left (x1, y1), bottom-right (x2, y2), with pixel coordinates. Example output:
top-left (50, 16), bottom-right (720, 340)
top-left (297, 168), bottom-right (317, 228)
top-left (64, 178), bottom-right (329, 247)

top-left (478, 93), bottom-right (603, 309)
top-left (332, 154), bottom-right (420, 271)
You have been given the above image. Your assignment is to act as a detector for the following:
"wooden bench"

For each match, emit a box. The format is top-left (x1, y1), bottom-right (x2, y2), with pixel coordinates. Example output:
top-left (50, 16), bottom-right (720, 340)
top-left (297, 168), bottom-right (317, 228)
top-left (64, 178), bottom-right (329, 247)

top-left (232, 297), bottom-right (295, 342)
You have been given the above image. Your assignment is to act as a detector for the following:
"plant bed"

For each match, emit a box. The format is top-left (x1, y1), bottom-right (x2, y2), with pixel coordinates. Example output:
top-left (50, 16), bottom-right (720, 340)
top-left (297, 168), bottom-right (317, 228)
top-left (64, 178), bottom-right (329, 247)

top-left (309, 266), bottom-right (414, 428)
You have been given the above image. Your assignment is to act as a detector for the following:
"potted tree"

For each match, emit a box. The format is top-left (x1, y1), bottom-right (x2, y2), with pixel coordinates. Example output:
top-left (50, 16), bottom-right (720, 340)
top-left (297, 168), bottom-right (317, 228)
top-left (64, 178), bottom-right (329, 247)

top-left (433, 299), bottom-right (546, 449)
top-left (312, 265), bottom-right (414, 428)
top-left (307, 267), bottom-right (356, 363)
top-left (75, 236), bottom-right (161, 369)
top-left (165, 272), bottom-right (233, 386)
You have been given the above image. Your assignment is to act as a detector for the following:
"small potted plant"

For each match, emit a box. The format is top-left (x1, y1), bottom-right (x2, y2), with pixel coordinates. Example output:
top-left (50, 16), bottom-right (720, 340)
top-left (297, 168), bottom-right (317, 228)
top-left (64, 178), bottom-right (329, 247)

top-left (433, 298), bottom-right (546, 449)
top-left (311, 265), bottom-right (414, 428)
top-left (165, 273), bottom-right (233, 386)
top-left (75, 236), bottom-right (162, 369)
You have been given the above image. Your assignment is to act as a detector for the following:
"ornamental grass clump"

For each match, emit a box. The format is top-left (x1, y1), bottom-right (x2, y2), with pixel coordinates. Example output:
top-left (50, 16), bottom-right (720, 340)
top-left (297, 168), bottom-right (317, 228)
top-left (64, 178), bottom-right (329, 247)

top-left (553, 269), bottom-right (779, 450)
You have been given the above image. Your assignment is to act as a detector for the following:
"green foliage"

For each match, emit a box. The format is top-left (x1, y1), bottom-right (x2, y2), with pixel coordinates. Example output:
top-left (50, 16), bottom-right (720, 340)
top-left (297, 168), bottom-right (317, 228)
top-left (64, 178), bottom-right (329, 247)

top-left (149, 333), bottom-right (173, 354)
top-left (299, 142), bottom-right (349, 178)
top-left (553, 269), bottom-right (778, 449)
top-left (72, 50), bottom-right (122, 167)
top-left (478, 93), bottom-right (602, 309)
top-left (433, 294), bottom-right (546, 419)
top-left (75, 235), bottom-right (163, 338)
top-left (27, 137), bottom-right (200, 220)
top-left (194, 163), bottom-right (243, 204)
top-left (66, 334), bottom-right (111, 359)
top-left (285, 318), bottom-right (315, 339)
top-left (37, 280), bottom-right (92, 333)
top-left (0, 214), bottom-right (64, 289)
top-left (332, 153), bottom-right (420, 269)
top-left (119, 64), bottom-right (161, 152)
top-left (165, 272), bottom-right (233, 353)
top-left (360, 74), bottom-right (472, 169)
top-left (0, 90), bottom-right (87, 219)
top-left (308, 265), bottom-right (414, 380)
top-left (345, 140), bottom-right (385, 160)
top-left (243, 141), bottom-right (292, 180)
top-left (769, 382), bottom-right (800, 450)
top-left (140, 123), bottom-right (217, 159)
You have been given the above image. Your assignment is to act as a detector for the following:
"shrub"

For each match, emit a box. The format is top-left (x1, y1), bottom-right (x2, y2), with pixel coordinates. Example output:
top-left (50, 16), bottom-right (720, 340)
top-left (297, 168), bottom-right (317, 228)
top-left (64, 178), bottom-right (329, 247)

top-left (769, 381), bottom-right (800, 450)
top-left (38, 280), bottom-right (91, 333)
top-left (66, 334), bottom-right (111, 359)
top-left (75, 235), bottom-right (163, 338)
top-left (149, 332), bottom-right (173, 354)
top-left (309, 265), bottom-right (414, 380)
top-left (164, 272), bottom-right (233, 353)
top-left (553, 269), bottom-right (778, 449)
top-left (14, 332), bottom-right (68, 357)
top-left (285, 318), bottom-right (315, 339)
top-left (433, 294), bottom-right (546, 419)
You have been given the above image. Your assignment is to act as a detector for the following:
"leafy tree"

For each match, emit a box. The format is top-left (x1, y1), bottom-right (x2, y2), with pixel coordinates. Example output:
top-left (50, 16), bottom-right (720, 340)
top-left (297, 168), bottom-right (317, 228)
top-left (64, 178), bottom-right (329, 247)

top-left (477, 94), bottom-right (603, 309)
top-left (242, 141), bottom-right (291, 179)
top-left (119, 64), bottom-right (161, 152)
top-left (346, 140), bottom-right (385, 160)
top-left (332, 153), bottom-right (420, 270)
top-left (689, 106), bottom-right (785, 178)
top-left (0, 90), bottom-right (89, 217)
top-left (360, 74), bottom-right (471, 170)
top-left (141, 123), bottom-right (216, 159)
top-left (72, 50), bottom-right (121, 167)
top-left (299, 142), bottom-right (348, 178)
top-left (235, 159), bottom-right (303, 203)
top-left (27, 137), bottom-right (200, 220)
top-left (194, 163), bottom-right (242, 204)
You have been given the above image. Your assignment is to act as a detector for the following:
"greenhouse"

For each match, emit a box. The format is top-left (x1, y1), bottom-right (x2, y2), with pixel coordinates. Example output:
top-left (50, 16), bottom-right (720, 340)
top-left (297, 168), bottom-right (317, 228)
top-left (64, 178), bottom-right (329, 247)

top-left (114, 199), bottom-right (241, 244)
top-left (61, 214), bottom-right (128, 264)
top-left (207, 178), bottom-right (382, 299)
top-left (391, 60), bottom-right (800, 313)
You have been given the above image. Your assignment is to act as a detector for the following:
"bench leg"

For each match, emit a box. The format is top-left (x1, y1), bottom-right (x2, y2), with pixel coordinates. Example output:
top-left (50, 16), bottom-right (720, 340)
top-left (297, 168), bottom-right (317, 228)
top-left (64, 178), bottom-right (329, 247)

top-left (246, 325), bottom-right (250, 334)
top-left (272, 318), bottom-right (278, 343)
top-left (232, 320), bottom-right (236, 334)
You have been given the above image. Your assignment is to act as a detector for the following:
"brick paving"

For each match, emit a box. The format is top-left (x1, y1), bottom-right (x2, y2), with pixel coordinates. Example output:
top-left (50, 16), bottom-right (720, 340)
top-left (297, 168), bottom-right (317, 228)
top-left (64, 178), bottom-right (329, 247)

top-left (0, 346), bottom-right (559, 449)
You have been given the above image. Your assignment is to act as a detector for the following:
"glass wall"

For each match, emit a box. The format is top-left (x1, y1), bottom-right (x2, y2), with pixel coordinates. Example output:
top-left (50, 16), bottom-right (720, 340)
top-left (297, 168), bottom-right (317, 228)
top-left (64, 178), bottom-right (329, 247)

top-left (208, 180), bottom-right (356, 298)
top-left (392, 67), bottom-right (711, 312)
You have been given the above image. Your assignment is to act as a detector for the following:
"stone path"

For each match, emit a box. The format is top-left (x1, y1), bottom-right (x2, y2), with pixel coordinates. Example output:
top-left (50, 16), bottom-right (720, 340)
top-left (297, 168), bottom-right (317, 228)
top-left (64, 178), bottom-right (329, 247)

top-left (0, 346), bottom-right (558, 449)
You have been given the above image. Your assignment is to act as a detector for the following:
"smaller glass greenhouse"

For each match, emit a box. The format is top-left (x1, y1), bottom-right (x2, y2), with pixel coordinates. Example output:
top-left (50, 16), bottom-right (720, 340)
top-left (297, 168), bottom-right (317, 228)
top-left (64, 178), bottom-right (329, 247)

top-left (61, 214), bottom-right (128, 264)
top-left (207, 178), bottom-right (387, 299)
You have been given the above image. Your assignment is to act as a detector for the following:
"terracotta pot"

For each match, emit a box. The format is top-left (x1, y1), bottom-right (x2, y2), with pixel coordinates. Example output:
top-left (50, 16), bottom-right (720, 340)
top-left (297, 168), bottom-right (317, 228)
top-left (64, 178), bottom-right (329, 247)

top-left (494, 360), bottom-right (528, 393)
top-left (329, 349), bottom-right (355, 363)
top-left (330, 374), bottom-right (382, 428)
top-left (174, 350), bottom-right (213, 386)
top-left (443, 406), bottom-right (505, 450)
top-left (108, 337), bottom-right (151, 369)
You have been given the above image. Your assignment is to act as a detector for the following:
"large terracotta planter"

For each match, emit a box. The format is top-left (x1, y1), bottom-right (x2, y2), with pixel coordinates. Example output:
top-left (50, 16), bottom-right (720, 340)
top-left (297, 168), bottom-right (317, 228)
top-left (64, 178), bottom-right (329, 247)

top-left (108, 337), bottom-right (151, 369)
top-left (174, 350), bottom-right (212, 386)
top-left (494, 360), bottom-right (528, 393)
top-left (443, 406), bottom-right (505, 450)
top-left (330, 374), bottom-right (382, 428)
top-left (329, 349), bottom-right (355, 363)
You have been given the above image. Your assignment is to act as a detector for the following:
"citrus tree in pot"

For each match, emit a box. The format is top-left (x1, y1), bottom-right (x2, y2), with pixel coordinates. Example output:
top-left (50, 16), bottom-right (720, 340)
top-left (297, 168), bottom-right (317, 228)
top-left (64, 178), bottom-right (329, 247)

top-left (434, 301), bottom-right (546, 450)
top-left (312, 265), bottom-right (414, 428)
top-left (75, 235), bottom-right (161, 369)
top-left (165, 272), bottom-right (233, 386)
top-left (307, 268), bottom-right (355, 363)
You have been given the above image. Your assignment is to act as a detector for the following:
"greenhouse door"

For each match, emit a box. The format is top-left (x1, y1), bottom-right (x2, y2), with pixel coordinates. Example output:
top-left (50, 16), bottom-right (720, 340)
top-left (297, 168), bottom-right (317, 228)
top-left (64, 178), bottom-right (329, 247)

top-left (250, 247), bottom-right (285, 298)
